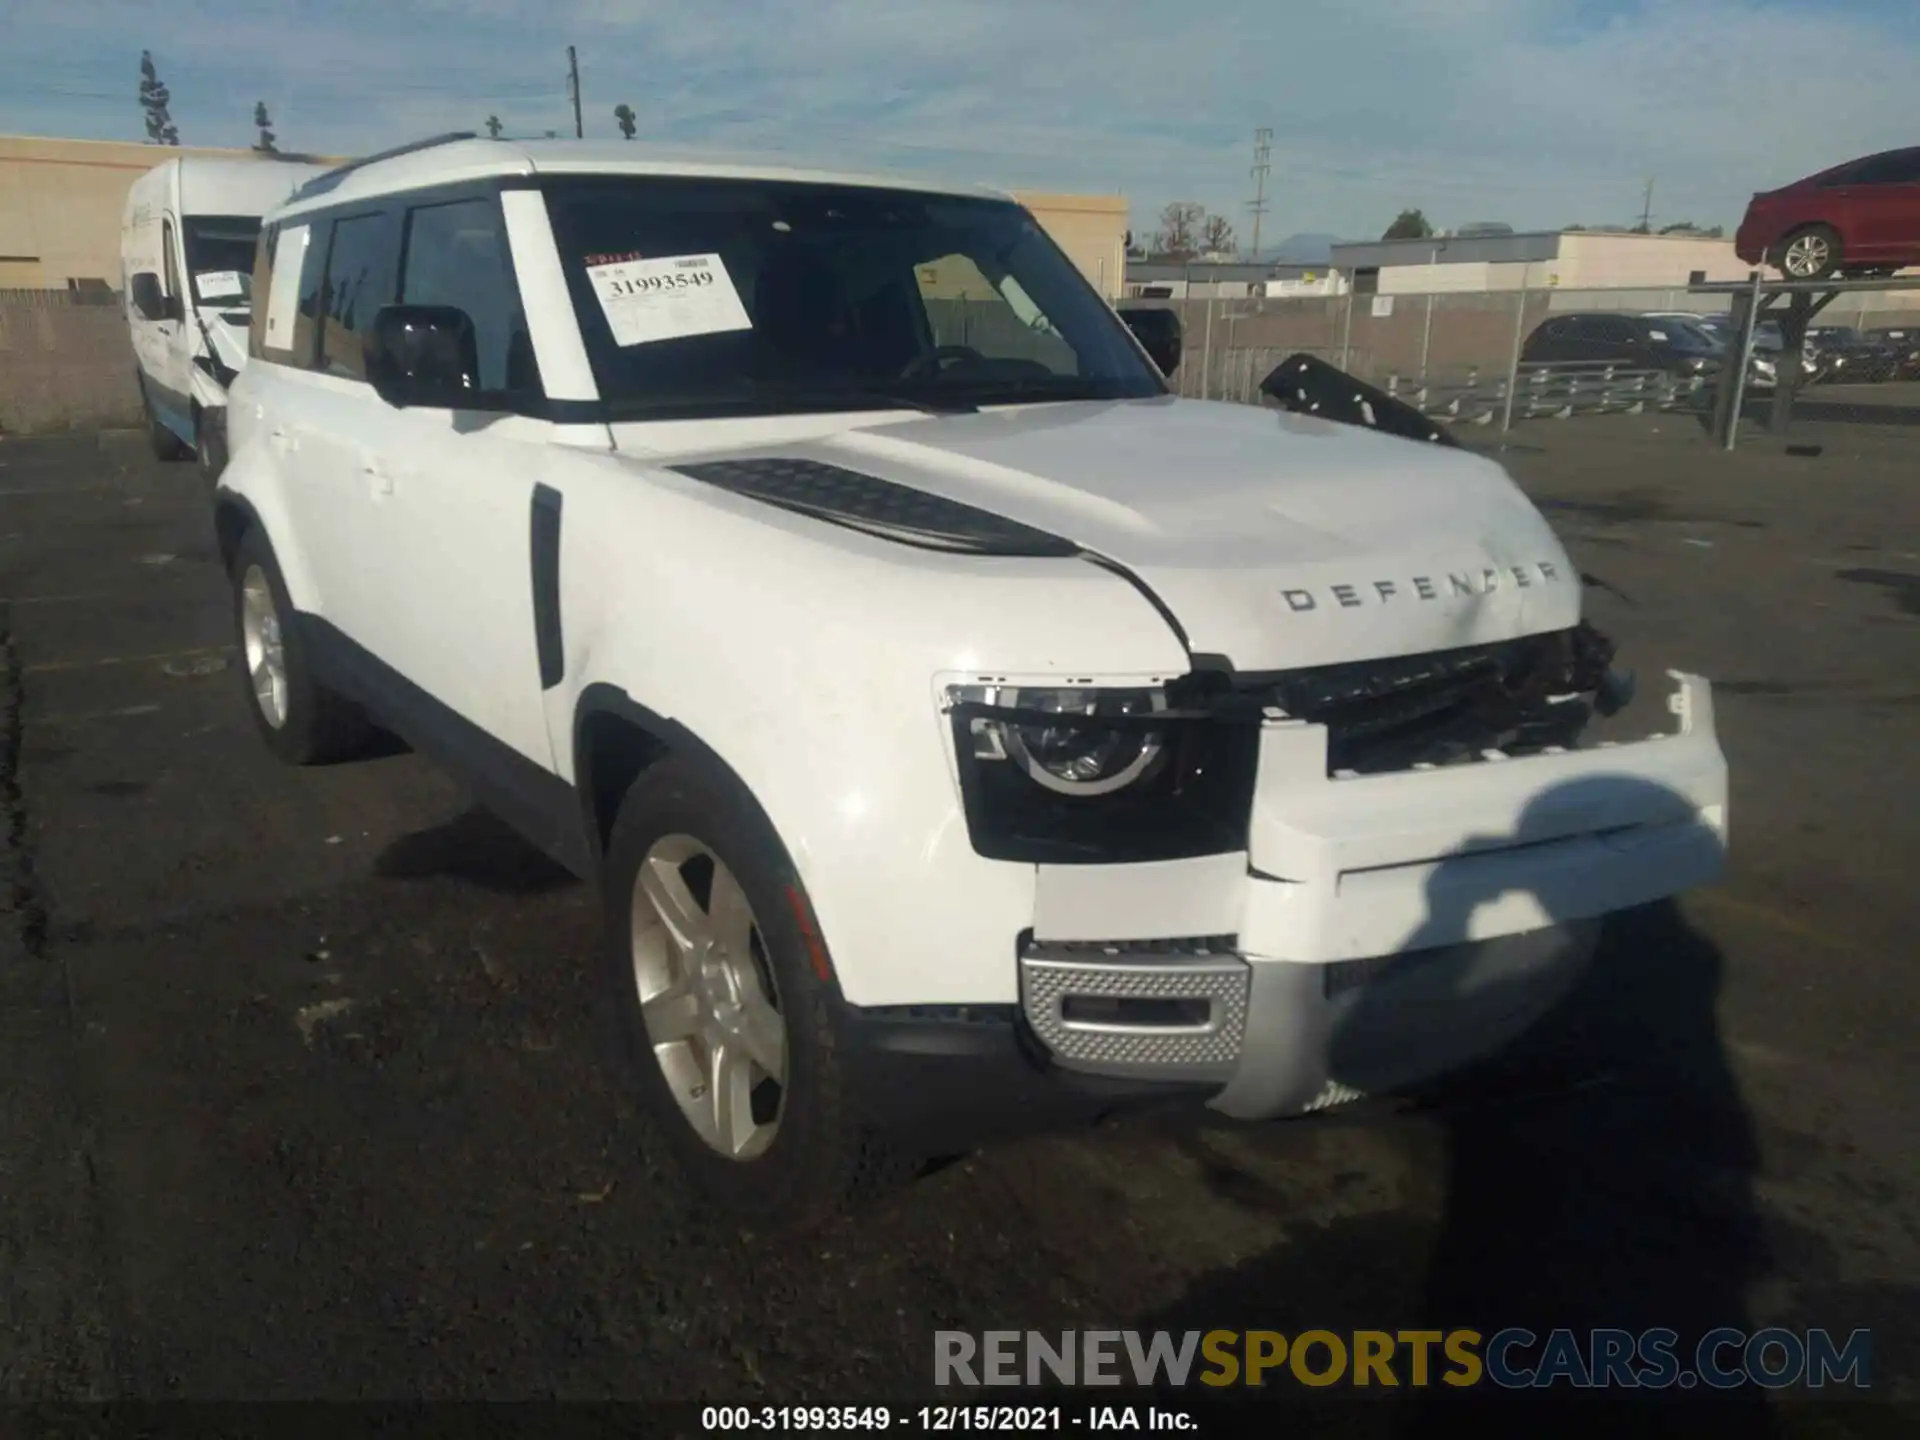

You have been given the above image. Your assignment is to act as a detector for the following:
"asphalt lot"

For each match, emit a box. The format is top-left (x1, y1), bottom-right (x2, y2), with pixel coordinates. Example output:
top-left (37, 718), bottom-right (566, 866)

top-left (2, 400), bottom-right (1916, 1430)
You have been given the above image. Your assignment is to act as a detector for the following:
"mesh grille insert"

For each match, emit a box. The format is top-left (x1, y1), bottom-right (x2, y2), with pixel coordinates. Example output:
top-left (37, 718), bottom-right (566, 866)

top-left (670, 457), bottom-right (1082, 557)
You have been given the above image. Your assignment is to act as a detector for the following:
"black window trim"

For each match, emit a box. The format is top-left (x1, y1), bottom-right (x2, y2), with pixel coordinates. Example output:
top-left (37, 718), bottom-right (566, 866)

top-left (257, 178), bottom-right (550, 408)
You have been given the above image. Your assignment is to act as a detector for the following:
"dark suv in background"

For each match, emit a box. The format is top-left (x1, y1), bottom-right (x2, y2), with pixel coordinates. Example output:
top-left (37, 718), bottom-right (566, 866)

top-left (1521, 311), bottom-right (1768, 387)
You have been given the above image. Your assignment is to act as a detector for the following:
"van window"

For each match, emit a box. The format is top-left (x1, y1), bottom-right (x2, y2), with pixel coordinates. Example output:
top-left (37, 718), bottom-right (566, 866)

top-left (317, 211), bottom-right (400, 379)
top-left (399, 197), bottom-right (539, 394)
top-left (161, 218), bottom-right (181, 307)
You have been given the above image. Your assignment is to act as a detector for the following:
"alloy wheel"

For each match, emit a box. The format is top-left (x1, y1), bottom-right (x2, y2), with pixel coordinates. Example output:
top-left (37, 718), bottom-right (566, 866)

top-left (631, 834), bottom-right (788, 1160)
top-left (240, 565), bottom-right (288, 729)
top-left (1782, 233), bottom-right (1831, 278)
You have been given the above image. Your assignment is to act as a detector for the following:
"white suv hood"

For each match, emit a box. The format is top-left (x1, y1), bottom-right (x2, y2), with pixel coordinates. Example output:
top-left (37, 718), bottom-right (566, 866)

top-left (669, 396), bottom-right (1582, 672)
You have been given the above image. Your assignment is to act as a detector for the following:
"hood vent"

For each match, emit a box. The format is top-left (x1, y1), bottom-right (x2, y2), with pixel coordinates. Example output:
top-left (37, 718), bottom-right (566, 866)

top-left (670, 457), bottom-right (1082, 557)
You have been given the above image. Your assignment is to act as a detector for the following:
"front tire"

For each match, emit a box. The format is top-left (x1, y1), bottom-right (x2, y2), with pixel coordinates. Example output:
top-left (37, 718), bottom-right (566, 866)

top-left (603, 753), bottom-right (903, 1231)
top-left (229, 527), bottom-right (372, 764)
top-left (1775, 224), bottom-right (1841, 280)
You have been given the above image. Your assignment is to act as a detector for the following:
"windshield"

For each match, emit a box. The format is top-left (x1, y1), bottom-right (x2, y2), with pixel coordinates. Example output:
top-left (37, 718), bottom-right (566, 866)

top-left (183, 215), bottom-right (262, 311)
top-left (542, 176), bottom-right (1164, 418)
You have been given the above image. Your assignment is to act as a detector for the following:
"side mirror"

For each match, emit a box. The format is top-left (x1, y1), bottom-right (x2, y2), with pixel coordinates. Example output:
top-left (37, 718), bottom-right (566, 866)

top-left (129, 272), bottom-right (170, 323)
top-left (364, 304), bottom-right (482, 409)
top-left (1119, 305), bottom-right (1183, 377)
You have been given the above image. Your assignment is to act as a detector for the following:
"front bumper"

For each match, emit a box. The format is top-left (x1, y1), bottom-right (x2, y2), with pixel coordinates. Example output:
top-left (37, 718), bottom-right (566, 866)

top-left (1017, 670), bottom-right (1727, 1121)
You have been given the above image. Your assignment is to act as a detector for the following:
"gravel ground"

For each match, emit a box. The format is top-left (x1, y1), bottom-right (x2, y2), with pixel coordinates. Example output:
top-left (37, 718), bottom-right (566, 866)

top-left (0, 404), bottom-right (1915, 1433)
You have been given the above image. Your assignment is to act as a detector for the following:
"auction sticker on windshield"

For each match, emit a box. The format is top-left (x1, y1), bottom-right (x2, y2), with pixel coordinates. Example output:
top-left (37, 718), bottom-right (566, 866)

top-left (196, 270), bottom-right (244, 299)
top-left (585, 252), bottom-right (751, 347)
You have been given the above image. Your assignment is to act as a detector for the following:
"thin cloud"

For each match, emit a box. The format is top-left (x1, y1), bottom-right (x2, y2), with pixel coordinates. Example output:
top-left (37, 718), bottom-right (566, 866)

top-left (1, 0), bottom-right (1913, 237)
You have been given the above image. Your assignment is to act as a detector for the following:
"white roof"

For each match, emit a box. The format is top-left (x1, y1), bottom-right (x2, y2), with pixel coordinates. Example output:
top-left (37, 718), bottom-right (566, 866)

top-left (271, 137), bottom-right (1011, 222)
top-left (177, 155), bottom-right (329, 217)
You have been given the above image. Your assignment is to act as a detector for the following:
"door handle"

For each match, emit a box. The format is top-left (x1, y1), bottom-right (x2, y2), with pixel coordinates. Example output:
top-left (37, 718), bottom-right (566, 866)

top-left (268, 427), bottom-right (296, 454)
top-left (362, 460), bottom-right (394, 496)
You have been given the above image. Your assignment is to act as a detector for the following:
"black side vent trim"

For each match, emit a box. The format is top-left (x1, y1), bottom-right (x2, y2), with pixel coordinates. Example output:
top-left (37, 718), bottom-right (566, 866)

top-left (670, 457), bottom-right (1082, 557)
top-left (530, 484), bottom-right (565, 690)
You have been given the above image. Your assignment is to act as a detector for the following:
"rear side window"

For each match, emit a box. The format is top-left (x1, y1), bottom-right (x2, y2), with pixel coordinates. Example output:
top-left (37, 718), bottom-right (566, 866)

top-left (248, 225), bottom-right (276, 360)
top-left (399, 197), bottom-right (540, 394)
top-left (260, 223), bottom-right (313, 364)
top-left (1852, 150), bottom-right (1920, 185)
top-left (316, 211), bottom-right (400, 379)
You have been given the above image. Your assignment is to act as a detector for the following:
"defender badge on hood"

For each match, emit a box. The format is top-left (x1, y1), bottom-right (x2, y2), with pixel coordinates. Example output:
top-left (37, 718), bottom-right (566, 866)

top-left (1282, 561), bottom-right (1564, 612)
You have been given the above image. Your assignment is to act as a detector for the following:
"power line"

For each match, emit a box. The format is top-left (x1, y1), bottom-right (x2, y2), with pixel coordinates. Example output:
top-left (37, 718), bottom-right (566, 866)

top-left (1247, 127), bottom-right (1272, 260)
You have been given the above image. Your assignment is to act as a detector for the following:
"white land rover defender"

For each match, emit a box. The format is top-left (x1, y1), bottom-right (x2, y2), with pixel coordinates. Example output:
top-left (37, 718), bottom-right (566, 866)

top-left (217, 135), bottom-right (1729, 1225)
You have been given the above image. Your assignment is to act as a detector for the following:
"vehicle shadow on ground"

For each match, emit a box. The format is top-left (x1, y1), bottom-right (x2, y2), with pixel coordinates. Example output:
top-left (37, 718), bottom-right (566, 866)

top-left (373, 804), bottom-right (578, 894)
top-left (1136, 774), bottom-right (1776, 1435)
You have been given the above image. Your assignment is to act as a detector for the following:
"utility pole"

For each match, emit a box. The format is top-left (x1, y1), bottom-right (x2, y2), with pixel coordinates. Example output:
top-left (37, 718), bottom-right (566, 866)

top-left (1639, 177), bottom-right (1655, 232)
top-left (567, 46), bottom-right (584, 138)
top-left (1247, 128), bottom-right (1273, 261)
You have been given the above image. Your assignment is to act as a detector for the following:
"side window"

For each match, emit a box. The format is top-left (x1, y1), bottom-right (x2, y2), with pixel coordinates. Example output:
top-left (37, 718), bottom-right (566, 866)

top-left (160, 218), bottom-right (181, 305)
top-left (399, 197), bottom-right (540, 394)
top-left (261, 222), bottom-right (313, 365)
top-left (248, 225), bottom-right (276, 360)
top-left (914, 253), bottom-right (1077, 374)
top-left (317, 210), bottom-right (400, 380)
top-left (1853, 150), bottom-right (1920, 185)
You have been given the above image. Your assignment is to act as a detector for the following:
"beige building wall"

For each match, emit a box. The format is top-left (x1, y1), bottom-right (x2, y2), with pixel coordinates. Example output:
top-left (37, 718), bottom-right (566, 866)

top-left (0, 134), bottom-right (345, 289)
top-left (1013, 191), bottom-right (1128, 302)
top-left (1552, 233), bottom-right (1754, 287)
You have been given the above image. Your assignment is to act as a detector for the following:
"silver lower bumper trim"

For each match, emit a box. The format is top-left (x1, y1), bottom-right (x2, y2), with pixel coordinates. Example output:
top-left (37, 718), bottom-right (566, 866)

top-left (1017, 921), bottom-right (1602, 1120)
top-left (1018, 938), bottom-right (1248, 1083)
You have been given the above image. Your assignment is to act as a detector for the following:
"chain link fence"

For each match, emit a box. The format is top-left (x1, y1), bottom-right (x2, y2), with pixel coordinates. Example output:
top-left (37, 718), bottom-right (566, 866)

top-left (1130, 284), bottom-right (1920, 429)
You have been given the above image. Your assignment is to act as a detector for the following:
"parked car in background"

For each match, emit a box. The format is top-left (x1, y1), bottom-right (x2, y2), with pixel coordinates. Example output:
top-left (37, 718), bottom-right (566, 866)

top-left (1663, 312), bottom-right (1826, 384)
top-left (1735, 146), bottom-right (1920, 280)
top-left (1866, 324), bottom-right (1920, 379)
top-left (1805, 325), bottom-right (1905, 382)
top-left (1523, 311), bottom-right (1750, 385)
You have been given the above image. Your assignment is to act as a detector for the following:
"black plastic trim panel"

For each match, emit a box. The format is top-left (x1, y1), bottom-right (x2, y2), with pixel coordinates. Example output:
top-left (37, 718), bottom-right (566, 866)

top-left (669, 457), bottom-right (1083, 557)
top-left (530, 484), bottom-right (565, 689)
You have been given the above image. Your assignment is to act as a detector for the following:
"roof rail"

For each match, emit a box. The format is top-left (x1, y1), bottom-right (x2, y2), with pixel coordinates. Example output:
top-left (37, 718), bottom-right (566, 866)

top-left (287, 131), bottom-right (480, 203)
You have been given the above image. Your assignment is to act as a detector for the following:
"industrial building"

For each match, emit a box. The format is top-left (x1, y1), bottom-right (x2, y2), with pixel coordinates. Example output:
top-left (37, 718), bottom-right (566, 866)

top-left (1329, 228), bottom-right (1763, 294)
top-left (0, 134), bottom-right (1129, 301)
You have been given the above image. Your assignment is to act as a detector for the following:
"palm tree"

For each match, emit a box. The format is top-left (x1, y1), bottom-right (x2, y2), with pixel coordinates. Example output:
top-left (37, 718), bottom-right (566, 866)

top-left (614, 103), bottom-right (636, 140)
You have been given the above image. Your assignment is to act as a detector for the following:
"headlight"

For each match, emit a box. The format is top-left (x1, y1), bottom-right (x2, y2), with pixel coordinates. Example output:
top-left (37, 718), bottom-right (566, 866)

top-left (943, 683), bottom-right (1257, 864)
top-left (962, 686), bottom-right (1168, 795)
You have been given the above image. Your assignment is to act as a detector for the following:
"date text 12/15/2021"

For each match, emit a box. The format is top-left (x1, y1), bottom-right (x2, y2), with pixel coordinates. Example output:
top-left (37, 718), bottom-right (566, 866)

top-left (701, 1406), bottom-right (1201, 1432)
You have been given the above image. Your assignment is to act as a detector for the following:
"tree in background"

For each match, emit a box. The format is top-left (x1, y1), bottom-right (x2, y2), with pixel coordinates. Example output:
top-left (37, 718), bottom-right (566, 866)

top-left (1660, 221), bottom-right (1725, 238)
top-left (139, 51), bottom-right (180, 146)
top-left (1382, 208), bottom-right (1432, 240)
top-left (252, 102), bottom-right (277, 154)
top-left (614, 103), bottom-right (637, 140)
top-left (1201, 213), bottom-right (1235, 256)
top-left (1154, 201), bottom-right (1205, 260)
top-left (485, 114), bottom-right (503, 139)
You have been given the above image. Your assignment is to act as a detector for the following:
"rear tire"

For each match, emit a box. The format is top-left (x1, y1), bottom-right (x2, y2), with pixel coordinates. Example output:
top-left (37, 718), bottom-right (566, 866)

top-left (602, 752), bottom-right (905, 1232)
top-left (229, 527), bottom-right (373, 765)
top-left (1774, 224), bottom-right (1841, 280)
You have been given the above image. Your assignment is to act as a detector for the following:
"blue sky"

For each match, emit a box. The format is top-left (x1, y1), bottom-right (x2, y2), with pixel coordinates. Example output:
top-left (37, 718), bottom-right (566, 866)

top-left (3, 0), bottom-right (1916, 244)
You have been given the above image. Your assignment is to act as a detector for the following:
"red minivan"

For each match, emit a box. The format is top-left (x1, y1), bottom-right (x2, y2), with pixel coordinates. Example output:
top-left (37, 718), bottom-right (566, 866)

top-left (1735, 146), bottom-right (1920, 280)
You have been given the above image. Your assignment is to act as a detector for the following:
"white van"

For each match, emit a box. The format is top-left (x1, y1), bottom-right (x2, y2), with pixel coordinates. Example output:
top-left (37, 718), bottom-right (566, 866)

top-left (122, 155), bottom-right (326, 478)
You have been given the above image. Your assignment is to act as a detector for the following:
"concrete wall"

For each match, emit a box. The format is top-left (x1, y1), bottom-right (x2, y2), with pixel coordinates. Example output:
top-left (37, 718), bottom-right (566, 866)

top-left (0, 292), bottom-right (142, 435)
top-left (0, 134), bottom-right (343, 290)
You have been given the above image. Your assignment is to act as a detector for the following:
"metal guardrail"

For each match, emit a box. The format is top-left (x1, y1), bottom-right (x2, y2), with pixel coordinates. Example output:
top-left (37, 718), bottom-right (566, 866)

top-left (1194, 350), bottom-right (1708, 425)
